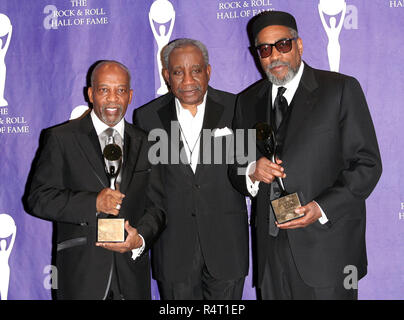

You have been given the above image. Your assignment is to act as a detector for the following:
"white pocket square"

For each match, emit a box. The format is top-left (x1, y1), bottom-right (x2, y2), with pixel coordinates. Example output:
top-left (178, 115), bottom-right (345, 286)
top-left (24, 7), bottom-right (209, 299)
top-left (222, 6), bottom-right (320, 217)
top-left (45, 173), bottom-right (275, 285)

top-left (213, 127), bottom-right (233, 137)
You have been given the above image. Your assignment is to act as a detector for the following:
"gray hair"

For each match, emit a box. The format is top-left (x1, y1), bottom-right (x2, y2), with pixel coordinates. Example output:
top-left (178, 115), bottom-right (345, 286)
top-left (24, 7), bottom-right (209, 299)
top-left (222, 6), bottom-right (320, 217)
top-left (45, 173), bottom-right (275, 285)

top-left (90, 60), bottom-right (131, 87)
top-left (254, 27), bottom-right (299, 47)
top-left (162, 38), bottom-right (209, 69)
top-left (289, 28), bottom-right (298, 40)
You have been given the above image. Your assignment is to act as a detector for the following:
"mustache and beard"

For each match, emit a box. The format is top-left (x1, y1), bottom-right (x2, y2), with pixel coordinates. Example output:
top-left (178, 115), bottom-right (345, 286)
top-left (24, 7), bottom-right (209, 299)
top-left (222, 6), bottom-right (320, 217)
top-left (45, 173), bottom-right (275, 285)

top-left (264, 59), bottom-right (301, 86)
top-left (100, 103), bottom-right (124, 126)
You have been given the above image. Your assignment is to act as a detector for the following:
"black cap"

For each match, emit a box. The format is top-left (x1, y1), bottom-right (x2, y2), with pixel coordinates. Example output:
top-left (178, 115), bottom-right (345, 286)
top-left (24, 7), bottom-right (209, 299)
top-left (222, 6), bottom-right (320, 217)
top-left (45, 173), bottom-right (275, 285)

top-left (251, 11), bottom-right (298, 40)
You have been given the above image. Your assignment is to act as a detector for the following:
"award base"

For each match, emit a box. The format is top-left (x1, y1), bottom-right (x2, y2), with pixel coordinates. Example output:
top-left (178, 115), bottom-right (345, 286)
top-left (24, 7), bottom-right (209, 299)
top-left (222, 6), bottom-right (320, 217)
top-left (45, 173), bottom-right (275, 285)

top-left (97, 218), bottom-right (125, 242)
top-left (271, 192), bottom-right (304, 224)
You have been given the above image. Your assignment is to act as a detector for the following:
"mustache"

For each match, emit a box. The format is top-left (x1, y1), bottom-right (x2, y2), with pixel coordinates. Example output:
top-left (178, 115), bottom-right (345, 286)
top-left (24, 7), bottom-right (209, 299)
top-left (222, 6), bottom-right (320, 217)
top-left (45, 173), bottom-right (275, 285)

top-left (102, 103), bottom-right (123, 110)
top-left (268, 60), bottom-right (291, 69)
top-left (178, 86), bottom-right (202, 93)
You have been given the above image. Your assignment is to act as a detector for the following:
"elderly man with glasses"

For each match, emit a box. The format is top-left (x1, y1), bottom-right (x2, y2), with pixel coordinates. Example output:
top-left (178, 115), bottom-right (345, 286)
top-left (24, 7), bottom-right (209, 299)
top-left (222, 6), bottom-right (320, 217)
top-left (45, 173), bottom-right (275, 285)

top-left (229, 11), bottom-right (382, 300)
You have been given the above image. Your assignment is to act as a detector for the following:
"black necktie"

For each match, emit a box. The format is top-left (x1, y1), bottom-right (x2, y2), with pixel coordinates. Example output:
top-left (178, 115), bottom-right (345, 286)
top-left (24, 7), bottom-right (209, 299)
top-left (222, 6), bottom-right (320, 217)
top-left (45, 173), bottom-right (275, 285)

top-left (268, 87), bottom-right (287, 237)
top-left (269, 184), bottom-right (280, 237)
top-left (273, 86), bottom-right (287, 130)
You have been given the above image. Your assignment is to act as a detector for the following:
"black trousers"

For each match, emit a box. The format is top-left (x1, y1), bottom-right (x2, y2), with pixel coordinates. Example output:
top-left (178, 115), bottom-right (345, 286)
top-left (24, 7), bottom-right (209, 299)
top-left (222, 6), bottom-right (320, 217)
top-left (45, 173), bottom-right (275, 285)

top-left (259, 230), bottom-right (358, 300)
top-left (158, 233), bottom-right (245, 300)
top-left (105, 260), bottom-right (125, 300)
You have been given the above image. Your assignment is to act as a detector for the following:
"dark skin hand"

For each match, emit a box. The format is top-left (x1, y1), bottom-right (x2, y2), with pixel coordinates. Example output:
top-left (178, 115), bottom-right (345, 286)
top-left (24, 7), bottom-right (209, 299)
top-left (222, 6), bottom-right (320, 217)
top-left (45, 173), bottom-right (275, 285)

top-left (276, 201), bottom-right (322, 229)
top-left (250, 157), bottom-right (322, 229)
top-left (249, 156), bottom-right (286, 184)
top-left (96, 188), bottom-right (125, 215)
top-left (96, 221), bottom-right (143, 253)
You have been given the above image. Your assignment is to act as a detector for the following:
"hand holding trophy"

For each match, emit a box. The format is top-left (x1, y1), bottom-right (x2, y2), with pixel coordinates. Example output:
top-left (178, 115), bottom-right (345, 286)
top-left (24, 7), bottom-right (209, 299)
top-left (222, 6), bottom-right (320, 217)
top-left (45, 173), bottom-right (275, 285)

top-left (255, 122), bottom-right (304, 224)
top-left (97, 136), bottom-right (125, 243)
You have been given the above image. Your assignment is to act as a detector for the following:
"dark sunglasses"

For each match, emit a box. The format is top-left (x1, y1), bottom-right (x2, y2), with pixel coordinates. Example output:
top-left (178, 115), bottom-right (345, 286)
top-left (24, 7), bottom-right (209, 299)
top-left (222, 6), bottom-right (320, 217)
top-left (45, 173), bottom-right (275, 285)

top-left (255, 37), bottom-right (298, 58)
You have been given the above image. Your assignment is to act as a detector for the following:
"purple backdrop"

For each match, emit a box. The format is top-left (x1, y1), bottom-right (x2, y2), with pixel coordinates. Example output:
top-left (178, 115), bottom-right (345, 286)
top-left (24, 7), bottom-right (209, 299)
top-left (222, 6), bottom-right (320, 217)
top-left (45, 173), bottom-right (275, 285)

top-left (0, 0), bottom-right (402, 300)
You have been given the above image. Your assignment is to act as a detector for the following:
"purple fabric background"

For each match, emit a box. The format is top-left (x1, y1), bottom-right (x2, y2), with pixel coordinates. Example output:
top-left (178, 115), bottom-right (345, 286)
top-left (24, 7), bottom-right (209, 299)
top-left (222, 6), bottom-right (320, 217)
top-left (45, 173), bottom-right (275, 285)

top-left (0, 0), bottom-right (401, 300)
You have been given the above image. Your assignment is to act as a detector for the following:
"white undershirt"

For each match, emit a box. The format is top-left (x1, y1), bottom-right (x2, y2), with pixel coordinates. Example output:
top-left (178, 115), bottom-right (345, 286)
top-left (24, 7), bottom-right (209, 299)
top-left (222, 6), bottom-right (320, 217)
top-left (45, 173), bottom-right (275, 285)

top-left (175, 93), bottom-right (207, 173)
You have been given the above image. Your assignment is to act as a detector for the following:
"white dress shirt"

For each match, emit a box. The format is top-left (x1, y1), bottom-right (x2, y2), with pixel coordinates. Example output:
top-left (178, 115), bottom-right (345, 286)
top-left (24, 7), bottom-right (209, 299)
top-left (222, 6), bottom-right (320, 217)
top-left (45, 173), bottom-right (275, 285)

top-left (244, 63), bottom-right (328, 224)
top-left (90, 110), bottom-right (145, 259)
top-left (175, 93), bottom-right (207, 173)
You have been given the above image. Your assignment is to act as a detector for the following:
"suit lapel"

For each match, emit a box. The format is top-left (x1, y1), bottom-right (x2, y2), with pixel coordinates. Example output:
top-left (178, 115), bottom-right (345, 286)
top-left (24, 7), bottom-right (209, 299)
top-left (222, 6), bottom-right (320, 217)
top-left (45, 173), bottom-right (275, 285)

top-left (74, 113), bottom-right (109, 188)
top-left (201, 95), bottom-right (224, 130)
top-left (255, 80), bottom-right (272, 127)
top-left (250, 81), bottom-right (272, 158)
top-left (120, 122), bottom-right (142, 193)
top-left (194, 95), bottom-right (224, 178)
top-left (282, 64), bottom-right (319, 155)
top-left (157, 94), bottom-right (177, 133)
top-left (158, 96), bottom-right (194, 178)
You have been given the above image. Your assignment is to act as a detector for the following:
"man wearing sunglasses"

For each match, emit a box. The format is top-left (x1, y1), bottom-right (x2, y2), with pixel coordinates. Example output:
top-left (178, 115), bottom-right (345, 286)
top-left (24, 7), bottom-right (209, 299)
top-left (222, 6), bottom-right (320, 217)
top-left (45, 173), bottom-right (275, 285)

top-left (229, 11), bottom-right (382, 299)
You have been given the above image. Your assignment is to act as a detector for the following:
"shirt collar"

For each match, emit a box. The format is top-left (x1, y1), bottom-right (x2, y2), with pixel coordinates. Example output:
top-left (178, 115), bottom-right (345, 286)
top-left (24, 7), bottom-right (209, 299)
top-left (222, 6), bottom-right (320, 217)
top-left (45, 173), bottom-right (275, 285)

top-left (175, 92), bottom-right (208, 119)
top-left (271, 61), bottom-right (305, 106)
top-left (90, 109), bottom-right (125, 139)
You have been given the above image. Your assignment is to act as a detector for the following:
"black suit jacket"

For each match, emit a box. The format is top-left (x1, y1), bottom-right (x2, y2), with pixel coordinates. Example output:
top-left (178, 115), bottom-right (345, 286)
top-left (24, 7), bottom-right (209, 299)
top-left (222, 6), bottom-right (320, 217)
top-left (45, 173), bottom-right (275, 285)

top-left (229, 63), bottom-right (382, 288)
top-left (133, 86), bottom-right (249, 282)
top-left (26, 113), bottom-right (165, 299)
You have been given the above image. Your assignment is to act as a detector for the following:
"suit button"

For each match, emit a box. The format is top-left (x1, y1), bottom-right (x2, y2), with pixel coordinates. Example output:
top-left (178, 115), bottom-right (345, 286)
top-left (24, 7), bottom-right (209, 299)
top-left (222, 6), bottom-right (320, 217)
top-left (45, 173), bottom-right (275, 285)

top-left (191, 212), bottom-right (196, 217)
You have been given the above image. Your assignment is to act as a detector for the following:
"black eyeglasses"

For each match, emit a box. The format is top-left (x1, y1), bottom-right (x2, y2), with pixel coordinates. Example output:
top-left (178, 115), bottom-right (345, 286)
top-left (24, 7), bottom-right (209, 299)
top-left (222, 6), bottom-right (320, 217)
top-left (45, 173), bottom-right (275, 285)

top-left (255, 37), bottom-right (297, 58)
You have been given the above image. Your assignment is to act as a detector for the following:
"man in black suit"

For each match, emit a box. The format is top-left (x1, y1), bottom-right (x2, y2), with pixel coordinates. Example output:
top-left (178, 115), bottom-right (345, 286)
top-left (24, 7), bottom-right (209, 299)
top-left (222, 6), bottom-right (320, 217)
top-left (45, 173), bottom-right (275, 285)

top-left (229, 11), bottom-right (382, 299)
top-left (134, 38), bottom-right (248, 299)
top-left (26, 60), bottom-right (165, 299)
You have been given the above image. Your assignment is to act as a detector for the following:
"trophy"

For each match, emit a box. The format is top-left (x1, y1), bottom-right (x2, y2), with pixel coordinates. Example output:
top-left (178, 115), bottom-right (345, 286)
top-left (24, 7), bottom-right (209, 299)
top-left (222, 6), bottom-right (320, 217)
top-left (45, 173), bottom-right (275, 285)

top-left (97, 136), bottom-right (125, 242)
top-left (0, 213), bottom-right (16, 300)
top-left (318, 0), bottom-right (347, 72)
top-left (149, 0), bottom-right (175, 95)
top-left (255, 122), bottom-right (304, 224)
top-left (0, 13), bottom-right (12, 107)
